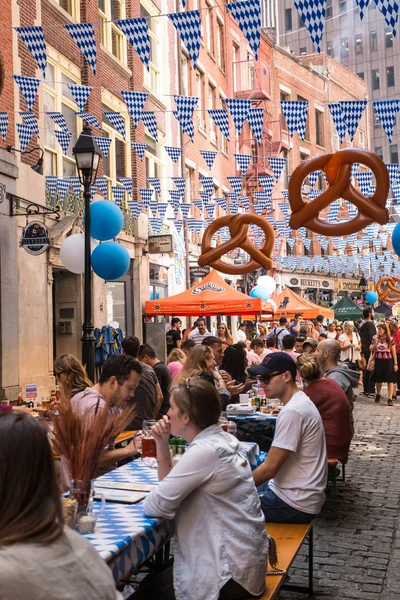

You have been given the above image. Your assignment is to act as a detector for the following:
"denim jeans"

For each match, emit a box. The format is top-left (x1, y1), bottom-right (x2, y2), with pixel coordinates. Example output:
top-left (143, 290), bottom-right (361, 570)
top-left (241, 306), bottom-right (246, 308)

top-left (258, 483), bottom-right (317, 523)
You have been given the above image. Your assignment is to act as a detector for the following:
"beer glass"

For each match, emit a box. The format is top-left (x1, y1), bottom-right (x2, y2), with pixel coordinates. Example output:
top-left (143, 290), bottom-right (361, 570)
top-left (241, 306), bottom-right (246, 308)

top-left (142, 420), bottom-right (158, 458)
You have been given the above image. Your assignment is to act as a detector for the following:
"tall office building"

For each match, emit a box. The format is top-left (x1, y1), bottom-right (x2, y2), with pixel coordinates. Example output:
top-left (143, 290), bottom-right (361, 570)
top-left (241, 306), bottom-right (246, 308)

top-left (273, 0), bottom-right (399, 164)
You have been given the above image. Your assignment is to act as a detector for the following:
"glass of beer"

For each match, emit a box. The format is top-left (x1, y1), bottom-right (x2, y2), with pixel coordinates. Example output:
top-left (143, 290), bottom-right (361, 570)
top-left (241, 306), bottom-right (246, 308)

top-left (219, 414), bottom-right (229, 432)
top-left (142, 420), bottom-right (158, 458)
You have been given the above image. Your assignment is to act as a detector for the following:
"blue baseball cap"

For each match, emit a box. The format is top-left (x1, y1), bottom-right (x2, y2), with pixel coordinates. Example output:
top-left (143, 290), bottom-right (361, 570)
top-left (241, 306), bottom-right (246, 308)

top-left (248, 352), bottom-right (297, 380)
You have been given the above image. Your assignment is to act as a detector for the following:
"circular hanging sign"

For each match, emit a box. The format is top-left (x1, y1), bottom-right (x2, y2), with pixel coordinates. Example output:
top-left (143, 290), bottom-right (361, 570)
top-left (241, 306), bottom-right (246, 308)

top-left (20, 221), bottom-right (51, 255)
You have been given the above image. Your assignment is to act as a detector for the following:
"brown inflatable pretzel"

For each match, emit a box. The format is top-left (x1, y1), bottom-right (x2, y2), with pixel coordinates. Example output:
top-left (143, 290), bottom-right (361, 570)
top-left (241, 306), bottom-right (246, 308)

top-left (198, 213), bottom-right (274, 275)
top-left (288, 148), bottom-right (389, 236)
top-left (376, 276), bottom-right (400, 304)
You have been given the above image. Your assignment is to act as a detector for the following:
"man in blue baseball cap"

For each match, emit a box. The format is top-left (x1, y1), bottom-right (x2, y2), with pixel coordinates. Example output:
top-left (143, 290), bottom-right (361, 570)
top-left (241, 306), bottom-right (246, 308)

top-left (249, 353), bottom-right (327, 523)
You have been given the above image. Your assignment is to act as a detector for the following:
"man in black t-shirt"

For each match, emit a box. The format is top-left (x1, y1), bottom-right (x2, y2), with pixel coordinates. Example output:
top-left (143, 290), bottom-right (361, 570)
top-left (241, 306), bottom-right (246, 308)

top-left (166, 318), bottom-right (182, 356)
top-left (139, 344), bottom-right (172, 417)
top-left (359, 307), bottom-right (376, 396)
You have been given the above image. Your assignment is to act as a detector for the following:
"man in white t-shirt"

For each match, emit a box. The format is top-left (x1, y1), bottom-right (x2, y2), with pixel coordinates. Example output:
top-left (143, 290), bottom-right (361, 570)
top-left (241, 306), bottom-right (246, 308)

top-left (249, 353), bottom-right (327, 523)
top-left (236, 322), bottom-right (247, 343)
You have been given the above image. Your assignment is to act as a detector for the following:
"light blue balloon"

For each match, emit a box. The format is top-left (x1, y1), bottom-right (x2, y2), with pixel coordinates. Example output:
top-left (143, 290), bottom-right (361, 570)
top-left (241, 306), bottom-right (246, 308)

top-left (392, 222), bottom-right (400, 256)
top-left (86, 201), bottom-right (124, 241)
top-left (365, 291), bottom-right (378, 304)
top-left (91, 242), bottom-right (130, 281)
top-left (250, 285), bottom-right (270, 300)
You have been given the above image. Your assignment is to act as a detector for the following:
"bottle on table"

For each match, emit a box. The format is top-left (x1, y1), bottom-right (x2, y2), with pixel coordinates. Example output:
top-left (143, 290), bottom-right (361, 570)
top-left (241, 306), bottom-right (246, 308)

top-left (17, 392), bottom-right (24, 406)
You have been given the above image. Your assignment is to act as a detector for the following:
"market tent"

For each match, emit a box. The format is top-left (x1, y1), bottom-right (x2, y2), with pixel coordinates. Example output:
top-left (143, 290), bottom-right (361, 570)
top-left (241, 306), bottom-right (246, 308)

top-left (145, 269), bottom-right (275, 316)
top-left (331, 295), bottom-right (363, 321)
top-left (271, 287), bottom-right (334, 320)
top-left (374, 302), bottom-right (393, 317)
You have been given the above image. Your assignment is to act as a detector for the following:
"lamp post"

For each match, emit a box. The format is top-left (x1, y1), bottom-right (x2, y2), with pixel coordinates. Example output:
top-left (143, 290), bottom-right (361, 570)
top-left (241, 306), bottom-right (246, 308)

top-left (359, 275), bottom-right (368, 305)
top-left (73, 125), bottom-right (102, 382)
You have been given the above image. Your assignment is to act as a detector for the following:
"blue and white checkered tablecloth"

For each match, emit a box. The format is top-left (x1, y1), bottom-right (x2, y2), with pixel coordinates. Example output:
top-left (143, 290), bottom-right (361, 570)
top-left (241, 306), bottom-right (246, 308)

top-left (229, 412), bottom-right (278, 436)
top-left (85, 442), bottom-right (259, 582)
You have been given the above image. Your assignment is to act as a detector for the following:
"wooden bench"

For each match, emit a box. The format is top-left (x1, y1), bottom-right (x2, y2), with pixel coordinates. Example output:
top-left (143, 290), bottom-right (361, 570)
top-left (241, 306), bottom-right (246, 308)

top-left (324, 458), bottom-right (346, 519)
top-left (249, 522), bottom-right (314, 599)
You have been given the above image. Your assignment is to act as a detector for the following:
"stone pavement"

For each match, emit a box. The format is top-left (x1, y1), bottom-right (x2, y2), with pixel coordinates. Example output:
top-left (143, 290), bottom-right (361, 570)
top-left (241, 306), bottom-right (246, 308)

top-left (279, 391), bottom-right (400, 600)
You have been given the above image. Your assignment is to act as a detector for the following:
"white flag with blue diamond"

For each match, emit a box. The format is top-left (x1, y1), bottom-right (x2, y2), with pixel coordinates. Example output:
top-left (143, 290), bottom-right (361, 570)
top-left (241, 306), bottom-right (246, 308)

top-left (17, 123), bottom-right (34, 152)
top-left (55, 130), bottom-right (72, 153)
top-left (247, 108), bottom-right (264, 144)
top-left (234, 153), bottom-right (252, 174)
top-left (208, 109), bottom-right (230, 140)
top-left (122, 91), bottom-right (148, 127)
top-left (104, 112), bottom-right (126, 139)
top-left (115, 18), bottom-right (151, 71)
top-left (16, 26), bottom-right (47, 77)
top-left (75, 111), bottom-right (101, 130)
top-left (338, 100), bottom-right (368, 141)
top-left (68, 84), bottom-right (93, 111)
top-left (95, 177), bottom-right (108, 197)
top-left (147, 177), bottom-right (161, 194)
top-left (132, 142), bottom-right (146, 160)
top-left (225, 98), bottom-right (252, 135)
top-left (200, 150), bottom-right (217, 169)
top-left (293, 0), bottom-right (326, 53)
top-left (141, 112), bottom-right (158, 141)
top-left (373, 100), bottom-right (399, 143)
top-left (46, 176), bottom-right (58, 198)
top-left (258, 175), bottom-right (274, 195)
top-left (174, 95), bottom-right (198, 141)
top-left (172, 177), bottom-right (186, 193)
top-left (374, 0), bottom-right (399, 35)
top-left (227, 176), bottom-right (243, 195)
top-left (46, 112), bottom-right (69, 131)
top-left (119, 178), bottom-right (133, 196)
top-left (267, 158), bottom-right (287, 181)
top-left (112, 186), bottom-right (125, 207)
top-left (226, 0), bottom-right (261, 59)
top-left (165, 146), bottom-right (182, 163)
top-left (280, 100), bottom-right (308, 139)
top-left (13, 75), bottom-right (40, 111)
top-left (94, 136), bottom-right (112, 157)
top-left (0, 113), bottom-right (8, 141)
top-left (65, 23), bottom-right (97, 74)
top-left (20, 112), bottom-right (39, 137)
top-left (328, 103), bottom-right (347, 143)
top-left (356, 0), bottom-right (371, 19)
top-left (169, 10), bottom-right (202, 68)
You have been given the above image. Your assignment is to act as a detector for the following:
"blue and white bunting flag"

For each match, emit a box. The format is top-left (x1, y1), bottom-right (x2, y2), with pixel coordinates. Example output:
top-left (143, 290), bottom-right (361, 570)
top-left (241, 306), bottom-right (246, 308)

top-left (374, 0), bottom-right (399, 35)
top-left (357, 1), bottom-right (370, 22)
top-left (199, 190), bottom-right (211, 203)
top-left (141, 112), bottom-right (158, 141)
top-left (174, 219), bottom-right (184, 233)
top-left (16, 26), bottom-right (47, 77)
top-left (208, 109), bottom-right (230, 140)
top-left (128, 201), bottom-right (142, 219)
top-left (386, 163), bottom-right (400, 186)
top-left (255, 191), bottom-right (271, 210)
top-left (373, 100), bottom-right (399, 143)
top-left (13, 75), bottom-right (40, 111)
top-left (68, 84), bottom-right (93, 111)
top-left (140, 188), bottom-right (154, 208)
top-left (351, 162), bottom-right (360, 178)
top-left (247, 108), bottom-right (264, 144)
top-left (147, 177), bottom-right (161, 194)
top-left (225, 98), bottom-right (252, 135)
top-left (226, 0), bottom-right (261, 59)
top-left (308, 170), bottom-right (319, 188)
top-left (205, 202), bottom-right (216, 218)
top-left (46, 112), bottom-right (68, 131)
top-left (200, 177), bottom-right (214, 196)
top-left (200, 150), bottom-right (217, 170)
top-left (149, 201), bottom-right (159, 217)
top-left (122, 91), bottom-right (148, 127)
top-left (215, 197), bottom-right (227, 212)
top-left (337, 100), bottom-right (368, 141)
top-left (115, 18), bottom-right (151, 71)
top-left (94, 177), bottom-right (108, 197)
top-left (328, 103), bottom-right (347, 144)
top-left (65, 23), bottom-right (97, 74)
top-left (192, 199), bottom-right (203, 213)
top-left (16, 123), bottom-right (34, 152)
top-left (280, 100), bottom-right (308, 139)
top-left (55, 130), bottom-right (72, 153)
top-left (240, 197), bottom-right (249, 211)
top-left (267, 157), bottom-right (287, 181)
top-left (165, 146), bottom-right (182, 163)
top-left (293, 0), bottom-right (326, 53)
top-left (356, 171), bottom-right (374, 196)
top-left (119, 178), bottom-right (133, 196)
top-left (253, 203), bottom-right (264, 215)
top-left (20, 112), bottom-right (39, 137)
top-left (112, 186), bottom-right (125, 207)
top-left (104, 112), bottom-right (126, 139)
top-left (0, 113), bottom-right (8, 141)
top-left (158, 203), bottom-right (168, 220)
top-left (75, 112), bottom-right (101, 129)
top-left (57, 179), bottom-right (71, 201)
top-left (174, 95), bottom-right (198, 141)
top-left (180, 203), bottom-right (191, 219)
top-left (150, 218), bottom-right (163, 233)
top-left (172, 177), bottom-right (186, 193)
top-left (69, 176), bottom-right (81, 197)
top-left (45, 176), bottom-right (58, 198)
top-left (94, 136), bottom-right (112, 157)
top-left (227, 176), bottom-right (243, 195)
top-left (169, 10), bottom-right (202, 68)
top-left (258, 175), bottom-right (274, 195)
top-left (235, 153), bottom-right (252, 174)
top-left (131, 142), bottom-right (146, 160)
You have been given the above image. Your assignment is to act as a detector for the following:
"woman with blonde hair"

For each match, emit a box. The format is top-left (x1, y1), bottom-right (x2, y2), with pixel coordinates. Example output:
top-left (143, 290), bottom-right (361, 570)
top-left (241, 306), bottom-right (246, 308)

top-left (53, 354), bottom-right (92, 398)
top-left (167, 348), bottom-right (186, 378)
top-left (257, 323), bottom-right (268, 342)
top-left (306, 321), bottom-right (318, 340)
top-left (370, 322), bottom-right (398, 405)
top-left (216, 322), bottom-right (234, 346)
top-left (338, 321), bottom-right (361, 369)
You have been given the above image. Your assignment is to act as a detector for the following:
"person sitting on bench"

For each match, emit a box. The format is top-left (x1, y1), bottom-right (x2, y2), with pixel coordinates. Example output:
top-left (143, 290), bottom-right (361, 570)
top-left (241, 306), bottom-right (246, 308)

top-left (249, 353), bottom-right (327, 523)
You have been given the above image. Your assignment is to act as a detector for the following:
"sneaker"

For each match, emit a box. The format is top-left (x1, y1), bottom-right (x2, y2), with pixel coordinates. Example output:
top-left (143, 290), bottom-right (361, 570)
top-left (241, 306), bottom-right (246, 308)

top-left (388, 398), bottom-right (394, 406)
top-left (375, 395), bottom-right (381, 403)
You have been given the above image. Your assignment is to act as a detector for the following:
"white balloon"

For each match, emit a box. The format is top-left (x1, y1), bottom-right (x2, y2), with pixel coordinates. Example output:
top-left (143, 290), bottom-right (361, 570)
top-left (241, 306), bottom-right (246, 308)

top-left (60, 234), bottom-right (98, 274)
top-left (257, 275), bottom-right (276, 295)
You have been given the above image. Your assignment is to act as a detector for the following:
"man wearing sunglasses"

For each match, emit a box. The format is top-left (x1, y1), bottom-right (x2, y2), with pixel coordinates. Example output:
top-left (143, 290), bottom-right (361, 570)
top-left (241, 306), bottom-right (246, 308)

top-left (249, 353), bottom-right (327, 523)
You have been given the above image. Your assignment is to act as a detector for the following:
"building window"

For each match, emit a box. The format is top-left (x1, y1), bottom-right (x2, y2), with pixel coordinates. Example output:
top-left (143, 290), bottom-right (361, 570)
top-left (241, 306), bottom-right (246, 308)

top-left (315, 110), bottom-right (325, 147)
top-left (371, 69), bottom-right (380, 90)
top-left (196, 70), bottom-right (206, 131)
top-left (357, 71), bottom-right (364, 80)
top-left (99, 0), bottom-right (126, 62)
top-left (373, 113), bottom-right (381, 128)
top-left (285, 8), bottom-right (292, 32)
top-left (300, 47), bottom-right (307, 55)
top-left (340, 38), bottom-right (348, 58)
top-left (145, 134), bottom-right (163, 187)
top-left (375, 146), bottom-right (383, 160)
top-left (43, 59), bottom-right (80, 178)
top-left (208, 82), bottom-right (217, 143)
top-left (355, 34), bottom-right (363, 54)
top-left (281, 150), bottom-right (289, 188)
top-left (385, 27), bottom-right (394, 48)
top-left (370, 31), bottom-right (378, 51)
top-left (326, 0), bottom-right (333, 19)
top-left (390, 144), bottom-right (399, 163)
top-left (217, 18), bottom-right (225, 71)
top-left (141, 4), bottom-right (161, 95)
top-left (387, 66), bottom-right (395, 87)
top-left (359, 129), bottom-right (365, 148)
top-left (55, 0), bottom-right (79, 18)
top-left (339, 0), bottom-right (346, 13)
top-left (184, 166), bottom-right (195, 206)
top-left (232, 43), bottom-right (240, 92)
top-left (298, 14), bottom-right (305, 28)
top-left (182, 54), bottom-right (189, 96)
top-left (327, 41), bottom-right (334, 57)
top-left (206, 0), bottom-right (215, 56)
top-left (102, 102), bottom-right (129, 200)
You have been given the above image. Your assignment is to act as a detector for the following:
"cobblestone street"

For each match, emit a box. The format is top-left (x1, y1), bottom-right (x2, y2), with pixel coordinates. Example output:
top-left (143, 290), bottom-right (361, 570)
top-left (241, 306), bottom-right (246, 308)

top-left (280, 392), bottom-right (400, 600)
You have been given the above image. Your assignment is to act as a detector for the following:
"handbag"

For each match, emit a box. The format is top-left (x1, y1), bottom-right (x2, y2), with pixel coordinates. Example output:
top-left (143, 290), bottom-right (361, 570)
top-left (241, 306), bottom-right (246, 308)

top-left (367, 350), bottom-right (376, 372)
top-left (357, 355), bottom-right (367, 371)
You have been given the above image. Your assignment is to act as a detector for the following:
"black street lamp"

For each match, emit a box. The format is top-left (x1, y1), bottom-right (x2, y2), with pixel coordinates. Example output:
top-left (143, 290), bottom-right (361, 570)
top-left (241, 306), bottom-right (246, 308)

top-left (73, 125), bottom-right (102, 382)
top-left (359, 275), bottom-right (368, 305)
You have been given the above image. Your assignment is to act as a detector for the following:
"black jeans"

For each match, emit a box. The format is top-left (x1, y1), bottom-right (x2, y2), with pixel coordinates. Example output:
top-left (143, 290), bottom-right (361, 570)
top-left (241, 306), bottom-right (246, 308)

top-left (362, 350), bottom-right (375, 394)
top-left (131, 566), bottom-right (258, 600)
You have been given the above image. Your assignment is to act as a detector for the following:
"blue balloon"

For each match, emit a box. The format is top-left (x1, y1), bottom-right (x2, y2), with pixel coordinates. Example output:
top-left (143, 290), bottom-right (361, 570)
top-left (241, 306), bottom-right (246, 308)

top-left (365, 291), bottom-right (378, 304)
top-left (85, 201), bottom-right (124, 241)
top-left (91, 242), bottom-right (130, 281)
top-left (392, 222), bottom-right (400, 256)
top-left (249, 285), bottom-right (270, 301)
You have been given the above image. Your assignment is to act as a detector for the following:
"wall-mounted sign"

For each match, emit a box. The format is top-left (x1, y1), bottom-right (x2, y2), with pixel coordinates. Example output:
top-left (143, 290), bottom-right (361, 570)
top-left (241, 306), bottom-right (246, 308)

top-left (20, 221), bottom-right (51, 255)
top-left (148, 235), bottom-right (174, 254)
top-left (190, 266), bottom-right (210, 278)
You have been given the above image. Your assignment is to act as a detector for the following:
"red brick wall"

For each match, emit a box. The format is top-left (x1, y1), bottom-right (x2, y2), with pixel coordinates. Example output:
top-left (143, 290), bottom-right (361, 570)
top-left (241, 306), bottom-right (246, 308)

top-left (0, 0), bottom-right (15, 148)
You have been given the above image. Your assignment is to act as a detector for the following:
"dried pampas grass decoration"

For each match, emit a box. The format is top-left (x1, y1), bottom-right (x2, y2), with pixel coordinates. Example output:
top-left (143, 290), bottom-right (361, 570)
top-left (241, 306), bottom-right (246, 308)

top-left (50, 392), bottom-right (135, 483)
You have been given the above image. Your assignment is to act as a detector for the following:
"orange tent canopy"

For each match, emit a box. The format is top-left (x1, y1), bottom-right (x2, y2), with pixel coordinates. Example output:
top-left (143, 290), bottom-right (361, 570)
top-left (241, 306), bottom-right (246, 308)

top-left (271, 287), bottom-right (334, 320)
top-left (145, 269), bottom-right (275, 316)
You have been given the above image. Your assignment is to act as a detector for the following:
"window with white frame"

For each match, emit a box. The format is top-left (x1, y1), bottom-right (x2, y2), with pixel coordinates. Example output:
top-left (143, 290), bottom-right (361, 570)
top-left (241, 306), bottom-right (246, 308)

top-left (145, 135), bottom-right (163, 188)
top-left (208, 82), bottom-right (217, 143)
top-left (205, 0), bottom-right (215, 56)
top-left (55, 0), bottom-right (79, 18)
top-left (184, 165), bottom-right (195, 206)
top-left (99, 0), bottom-right (126, 63)
top-left (217, 18), bottom-right (225, 71)
top-left (141, 3), bottom-right (161, 95)
top-left (102, 102), bottom-right (130, 201)
top-left (196, 70), bottom-right (206, 131)
top-left (43, 57), bottom-right (81, 178)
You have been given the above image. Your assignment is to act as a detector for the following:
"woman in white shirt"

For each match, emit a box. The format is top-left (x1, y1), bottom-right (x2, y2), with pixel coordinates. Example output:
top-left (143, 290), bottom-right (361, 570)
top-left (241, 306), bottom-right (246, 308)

top-left (326, 322), bottom-right (338, 339)
top-left (338, 320), bottom-right (362, 368)
top-left (135, 377), bottom-right (268, 600)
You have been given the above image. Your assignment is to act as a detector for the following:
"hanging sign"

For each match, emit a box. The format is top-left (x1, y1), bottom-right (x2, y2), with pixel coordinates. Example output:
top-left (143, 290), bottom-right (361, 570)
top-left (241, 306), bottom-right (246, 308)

top-left (148, 235), bottom-right (174, 254)
top-left (20, 221), bottom-right (51, 255)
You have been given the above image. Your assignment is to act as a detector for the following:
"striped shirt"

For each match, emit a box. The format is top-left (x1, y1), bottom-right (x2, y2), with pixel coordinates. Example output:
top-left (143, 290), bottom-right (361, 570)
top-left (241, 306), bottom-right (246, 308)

top-left (188, 328), bottom-right (211, 344)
